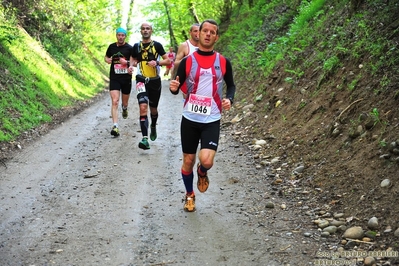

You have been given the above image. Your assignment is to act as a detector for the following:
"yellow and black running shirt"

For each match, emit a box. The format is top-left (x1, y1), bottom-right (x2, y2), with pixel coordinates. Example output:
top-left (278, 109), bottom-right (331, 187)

top-left (132, 41), bottom-right (166, 78)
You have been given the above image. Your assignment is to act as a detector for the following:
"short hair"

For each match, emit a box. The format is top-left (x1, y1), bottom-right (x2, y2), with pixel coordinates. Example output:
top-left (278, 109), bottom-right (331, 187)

top-left (140, 22), bottom-right (153, 30)
top-left (200, 19), bottom-right (219, 35)
top-left (189, 23), bottom-right (200, 32)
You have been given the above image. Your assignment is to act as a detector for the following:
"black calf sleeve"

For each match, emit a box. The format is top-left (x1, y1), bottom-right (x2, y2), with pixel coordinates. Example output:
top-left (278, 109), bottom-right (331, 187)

top-left (140, 116), bottom-right (148, 136)
top-left (150, 113), bottom-right (158, 127)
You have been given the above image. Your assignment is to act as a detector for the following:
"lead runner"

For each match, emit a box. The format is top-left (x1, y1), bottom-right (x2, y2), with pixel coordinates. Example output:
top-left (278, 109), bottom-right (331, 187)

top-left (169, 19), bottom-right (236, 212)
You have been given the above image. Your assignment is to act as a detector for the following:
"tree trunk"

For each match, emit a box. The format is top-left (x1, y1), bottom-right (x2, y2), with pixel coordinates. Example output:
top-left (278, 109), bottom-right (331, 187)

top-left (163, 0), bottom-right (178, 48)
top-left (188, 2), bottom-right (200, 24)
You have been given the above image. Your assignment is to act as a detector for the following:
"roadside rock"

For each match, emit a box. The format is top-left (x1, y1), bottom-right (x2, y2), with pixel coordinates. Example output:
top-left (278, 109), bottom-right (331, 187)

top-left (343, 226), bottom-right (364, 239)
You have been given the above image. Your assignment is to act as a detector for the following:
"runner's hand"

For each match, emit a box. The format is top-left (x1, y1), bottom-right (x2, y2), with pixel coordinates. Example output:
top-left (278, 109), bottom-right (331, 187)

top-left (169, 76), bottom-right (180, 93)
top-left (222, 98), bottom-right (231, 111)
top-left (121, 58), bottom-right (128, 65)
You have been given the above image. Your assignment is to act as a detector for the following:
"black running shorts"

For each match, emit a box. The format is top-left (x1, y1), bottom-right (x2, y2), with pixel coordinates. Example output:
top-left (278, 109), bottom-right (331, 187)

top-left (109, 79), bottom-right (132, 95)
top-left (180, 116), bottom-right (220, 154)
top-left (135, 75), bottom-right (162, 108)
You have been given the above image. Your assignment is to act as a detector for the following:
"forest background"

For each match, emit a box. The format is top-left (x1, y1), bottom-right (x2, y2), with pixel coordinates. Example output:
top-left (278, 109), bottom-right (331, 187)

top-left (1, 0), bottom-right (399, 250)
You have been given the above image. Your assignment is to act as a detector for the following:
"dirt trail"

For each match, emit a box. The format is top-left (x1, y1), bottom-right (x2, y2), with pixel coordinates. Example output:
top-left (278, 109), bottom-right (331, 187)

top-left (0, 81), bottom-right (318, 266)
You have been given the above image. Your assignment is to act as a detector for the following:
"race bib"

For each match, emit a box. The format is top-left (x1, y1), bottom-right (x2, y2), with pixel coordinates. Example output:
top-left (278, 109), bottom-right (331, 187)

top-left (136, 82), bottom-right (146, 94)
top-left (187, 94), bottom-right (212, 116)
top-left (114, 63), bottom-right (128, 74)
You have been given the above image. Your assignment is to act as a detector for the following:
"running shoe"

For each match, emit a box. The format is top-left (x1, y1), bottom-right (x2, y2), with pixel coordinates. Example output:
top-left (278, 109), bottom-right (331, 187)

top-left (122, 107), bottom-right (128, 119)
top-left (150, 126), bottom-right (157, 141)
top-left (183, 193), bottom-right (196, 212)
top-left (197, 163), bottom-right (209, 193)
top-left (110, 126), bottom-right (120, 137)
top-left (138, 137), bottom-right (150, 150)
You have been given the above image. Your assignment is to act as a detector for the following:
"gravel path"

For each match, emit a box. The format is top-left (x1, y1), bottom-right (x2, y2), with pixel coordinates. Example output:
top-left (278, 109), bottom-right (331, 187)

top-left (0, 80), bottom-right (320, 266)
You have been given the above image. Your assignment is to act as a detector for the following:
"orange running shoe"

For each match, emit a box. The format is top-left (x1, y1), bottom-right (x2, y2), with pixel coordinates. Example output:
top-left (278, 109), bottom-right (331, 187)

top-left (197, 163), bottom-right (209, 193)
top-left (183, 193), bottom-right (196, 212)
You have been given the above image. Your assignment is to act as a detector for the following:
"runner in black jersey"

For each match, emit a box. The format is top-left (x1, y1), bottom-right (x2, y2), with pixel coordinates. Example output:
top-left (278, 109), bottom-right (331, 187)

top-left (104, 27), bottom-right (134, 137)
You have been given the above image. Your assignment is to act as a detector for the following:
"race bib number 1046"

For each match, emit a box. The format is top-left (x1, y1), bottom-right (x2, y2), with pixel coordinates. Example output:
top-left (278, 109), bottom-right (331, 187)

top-left (187, 94), bottom-right (212, 116)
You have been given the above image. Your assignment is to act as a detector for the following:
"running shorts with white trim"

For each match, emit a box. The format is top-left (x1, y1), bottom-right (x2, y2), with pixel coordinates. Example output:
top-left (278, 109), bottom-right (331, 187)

top-left (136, 75), bottom-right (162, 108)
top-left (180, 116), bottom-right (220, 154)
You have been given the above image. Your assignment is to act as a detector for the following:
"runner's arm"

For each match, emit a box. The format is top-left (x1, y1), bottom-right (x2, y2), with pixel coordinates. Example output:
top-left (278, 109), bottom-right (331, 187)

top-left (224, 58), bottom-right (236, 104)
top-left (104, 55), bottom-right (112, 64)
top-left (170, 58), bottom-right (187, 95)
top-left (131, 43), bottom-right (139, 67)
top-left (158, 53), bottom-right (171, 66)
top-left (172, 42), bottom-right (187, 78)
top-left (104, 45), bottom-right (112, 64)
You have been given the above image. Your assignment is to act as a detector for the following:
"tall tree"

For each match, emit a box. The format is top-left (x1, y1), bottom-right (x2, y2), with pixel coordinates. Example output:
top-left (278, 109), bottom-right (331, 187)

top-left (188, 2), bottom-right (200, 23)
top-left (126, 0), bottom-right (135, 32)
top-left (163, 0), bottom-right (178, 48)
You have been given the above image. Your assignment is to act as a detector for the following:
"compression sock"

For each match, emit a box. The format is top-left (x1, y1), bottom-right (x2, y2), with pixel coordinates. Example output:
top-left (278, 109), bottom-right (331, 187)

top-left (139, 116), bottom-right (148, 136)
top-left (150, 113), bottom-right (158, 128)
top-left (181, 169), bottom-right (194, 194)
top-left (198, 164), bottom-right (210, 177)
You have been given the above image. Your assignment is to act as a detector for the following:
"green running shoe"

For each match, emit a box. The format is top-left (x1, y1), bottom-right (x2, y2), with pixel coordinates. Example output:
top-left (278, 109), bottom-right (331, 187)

top-left (138, 137), bottom-right (150, 150)
top-left (122, 108), bottom-right (128, 119)
top-left (150, 126), bottom-right (157, 141)
top-left (110, 126), bottom-right (120, 137)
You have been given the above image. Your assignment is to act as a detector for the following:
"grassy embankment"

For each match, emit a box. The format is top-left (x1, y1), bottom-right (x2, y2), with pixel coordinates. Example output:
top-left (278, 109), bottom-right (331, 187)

top-left (0, 20), bottom-right (110, 142)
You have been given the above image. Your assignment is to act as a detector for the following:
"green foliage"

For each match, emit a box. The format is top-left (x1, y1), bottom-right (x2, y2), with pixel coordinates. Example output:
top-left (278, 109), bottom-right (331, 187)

top-left (1, 0), bottom-right (399, 145)
top-left (142, 0), bottom-right (232, 46)
top-left (271, 0), bottom-right (326, 73)
top-left (284, 77), bottom-right (294, 83)
top-left (0, 6), bottom-right (19, 44)
top-left (298, 100), bottom-right (307, 110)
top-left (323, 56), bottom-right (340, 72)
top-left (220, 0), bottom-right (398, 111)
top-left (285, 68), bottom-right (304, 79)
top-left (370, 108), bottom-right (381, 126)
top-left (290, 0), bottom-right (326, 36)
top-left (0, 5), bottom-right (107, 142)
top-left (218, 0), bottom-right (286, 73)
top-left (348, 75), bottom-right (361, 91)
top-left (379, 140), bottom-right (387, 148)
top-left (220, 0), bottom-right (327, 78)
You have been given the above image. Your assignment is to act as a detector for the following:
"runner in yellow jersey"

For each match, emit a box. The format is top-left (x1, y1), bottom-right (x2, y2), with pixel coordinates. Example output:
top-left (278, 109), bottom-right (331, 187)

top-left (131, 22), bottom-right (171, 149)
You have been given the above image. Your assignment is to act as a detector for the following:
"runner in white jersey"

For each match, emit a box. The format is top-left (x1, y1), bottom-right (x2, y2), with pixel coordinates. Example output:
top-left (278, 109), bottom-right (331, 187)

top-left (169, 20), bottom-right (236, 212)
top-left (185, 39), bottom-right (198, 55)
top-left (172, 23), bottom-right (199, 77)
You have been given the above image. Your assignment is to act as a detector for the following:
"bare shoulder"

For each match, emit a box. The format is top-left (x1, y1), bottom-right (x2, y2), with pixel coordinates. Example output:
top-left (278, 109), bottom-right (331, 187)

top-left (175, 41), bottom-right (188, 60)
top-left (178, 41), bottom-right (188, 51)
